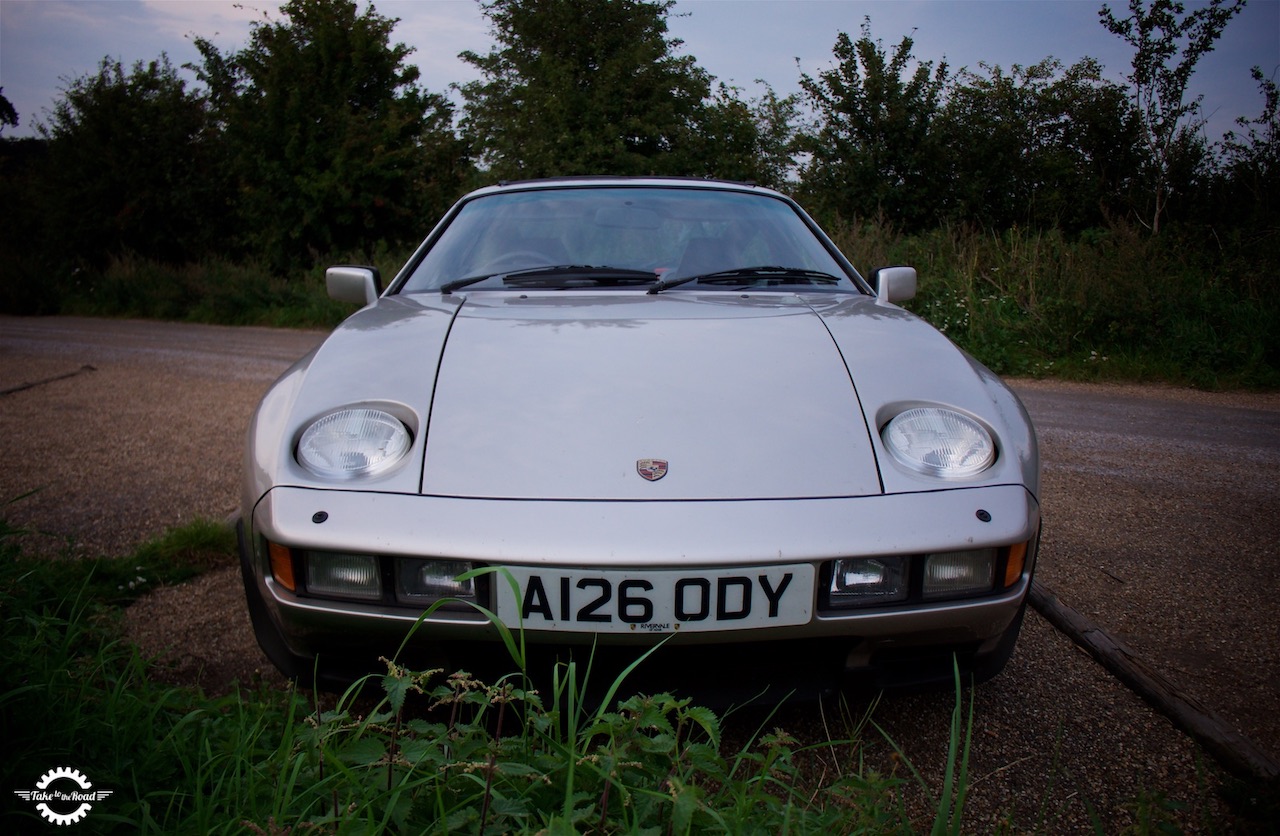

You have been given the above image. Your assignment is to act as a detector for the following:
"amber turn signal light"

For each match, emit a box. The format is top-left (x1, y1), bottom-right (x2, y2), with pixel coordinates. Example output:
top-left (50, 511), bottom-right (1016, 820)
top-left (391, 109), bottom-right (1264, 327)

top-left (268, 542), bottom-right (296, 591)
top-left (1003, 541), bottom-right (1028, 588)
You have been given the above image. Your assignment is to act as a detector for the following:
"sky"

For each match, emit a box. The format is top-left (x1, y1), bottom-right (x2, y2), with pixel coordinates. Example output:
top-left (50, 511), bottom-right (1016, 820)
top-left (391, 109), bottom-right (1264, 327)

top-left (1, 0), bottom-right (1277, 144)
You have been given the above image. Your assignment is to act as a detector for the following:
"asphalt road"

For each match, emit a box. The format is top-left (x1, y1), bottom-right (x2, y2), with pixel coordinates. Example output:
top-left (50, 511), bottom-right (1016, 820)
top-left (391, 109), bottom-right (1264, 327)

top-left (2, 314), bottom-right (1277, 831)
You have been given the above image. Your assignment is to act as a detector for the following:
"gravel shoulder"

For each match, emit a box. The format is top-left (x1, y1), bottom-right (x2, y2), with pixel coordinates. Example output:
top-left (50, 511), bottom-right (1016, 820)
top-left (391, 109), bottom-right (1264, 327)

top-left (2, 315), bottom-right (1277, 831)
top-left (1012, 378), bottom-right (1280, 764)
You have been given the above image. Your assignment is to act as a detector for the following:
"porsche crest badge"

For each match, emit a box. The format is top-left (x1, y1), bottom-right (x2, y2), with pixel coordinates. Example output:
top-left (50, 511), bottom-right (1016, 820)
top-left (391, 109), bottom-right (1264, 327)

top-left (636, 458), bottom-right (668, 481)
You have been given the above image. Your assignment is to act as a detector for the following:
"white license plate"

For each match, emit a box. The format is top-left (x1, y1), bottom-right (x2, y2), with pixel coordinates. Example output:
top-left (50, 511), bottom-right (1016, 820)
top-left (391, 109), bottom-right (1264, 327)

top-left (494, 564), bottom-right (814, 634)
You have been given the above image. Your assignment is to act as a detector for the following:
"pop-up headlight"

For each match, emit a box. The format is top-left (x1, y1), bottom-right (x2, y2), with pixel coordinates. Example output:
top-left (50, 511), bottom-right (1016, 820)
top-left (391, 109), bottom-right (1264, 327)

top-left (297, 408), bottom-right (411, 479)
top-left (882, 407), bottom-right (995, 478)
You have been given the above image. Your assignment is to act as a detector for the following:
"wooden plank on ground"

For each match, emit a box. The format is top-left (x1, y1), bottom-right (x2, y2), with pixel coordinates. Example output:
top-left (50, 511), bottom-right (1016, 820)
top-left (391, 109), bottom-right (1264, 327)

top-left (1029, 581), bottom-right (1280, 784)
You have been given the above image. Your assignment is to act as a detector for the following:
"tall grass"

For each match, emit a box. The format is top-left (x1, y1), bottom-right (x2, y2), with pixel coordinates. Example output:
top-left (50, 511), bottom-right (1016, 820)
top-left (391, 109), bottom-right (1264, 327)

top-left (23, 240), bottom-right (416, 328)
top-left (9, 221), bottom-right (1276, 388)
top-left (1, 518), bottom-right (979, 834)
top-left (57, 256), bottom-right (353, 328)
top-left (834, 219), bottom-right (1279, 389)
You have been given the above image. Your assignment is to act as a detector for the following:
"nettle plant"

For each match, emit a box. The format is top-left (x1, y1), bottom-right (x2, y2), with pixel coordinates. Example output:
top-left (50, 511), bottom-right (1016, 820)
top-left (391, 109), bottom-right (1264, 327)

top-left (2, 522), bottom-right (974, 835)
top-left (262, 657), bottom-right (926, 835)
top-left (279, 663), bottom-right (711, 832)
top-left (247, 572), bottom-right (946, 834)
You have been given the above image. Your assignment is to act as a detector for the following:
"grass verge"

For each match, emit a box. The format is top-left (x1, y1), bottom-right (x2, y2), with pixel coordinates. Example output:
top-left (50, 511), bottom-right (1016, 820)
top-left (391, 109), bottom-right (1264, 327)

top-left (6, 518), bottom-right (1265, 832)
top-left (830, 220), bottom-right (1280, 390)
top-left (11, 221), bottom-right (1274, 389)
top-left (0, 517), bottom-right (978, 834)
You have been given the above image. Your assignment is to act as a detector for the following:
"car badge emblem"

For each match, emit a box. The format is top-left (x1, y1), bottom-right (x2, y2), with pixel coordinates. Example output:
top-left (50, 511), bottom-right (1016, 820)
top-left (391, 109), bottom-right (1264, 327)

top-left (636, 458), bottom-right (668, 481)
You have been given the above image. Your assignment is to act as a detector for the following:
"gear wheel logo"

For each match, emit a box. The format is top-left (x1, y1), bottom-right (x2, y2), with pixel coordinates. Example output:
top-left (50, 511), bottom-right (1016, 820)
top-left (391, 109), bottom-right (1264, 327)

top-left (13, 767), bottom-right (113, 826)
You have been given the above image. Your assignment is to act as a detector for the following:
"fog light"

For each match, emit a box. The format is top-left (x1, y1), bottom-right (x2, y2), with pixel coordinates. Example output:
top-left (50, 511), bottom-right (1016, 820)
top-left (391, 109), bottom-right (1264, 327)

top-left (828, 557), bottom-right (908, 608)
top-left (923, 550), bottom-right (995, 600)
top-left (396, 559), bottom-right (476, 603)
top-left (306, 552), bottom-right (382, 601)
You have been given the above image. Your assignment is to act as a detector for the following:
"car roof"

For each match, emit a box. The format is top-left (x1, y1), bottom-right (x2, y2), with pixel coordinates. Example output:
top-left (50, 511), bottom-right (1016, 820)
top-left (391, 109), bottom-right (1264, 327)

top-left (463, 176), bottom-right (787, 200)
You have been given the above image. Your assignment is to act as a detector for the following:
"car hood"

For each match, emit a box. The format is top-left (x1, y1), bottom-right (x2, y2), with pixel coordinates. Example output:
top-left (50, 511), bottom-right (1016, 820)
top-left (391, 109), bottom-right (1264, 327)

top-left (250, 291), bottom-right (1036, 506)
top-left (423, 293), bottom-right (879, 500)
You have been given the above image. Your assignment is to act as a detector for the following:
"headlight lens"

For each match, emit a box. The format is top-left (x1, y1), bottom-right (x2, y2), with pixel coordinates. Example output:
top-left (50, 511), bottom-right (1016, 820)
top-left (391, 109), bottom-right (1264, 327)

top-left (828, 557), bottom-right (909, 607)
top-left (882, 407), bottom-right (995, 478)
top-left (396, 559), bottom-right (476, 603)
top-left (922, 549), bottom-right (996, 600)
top-left (297, 408), bottom-right (411, 478)
top-left (823, 546), bottom-right (1018, 610)
top-left (306, 552), bottom-right (382, 601)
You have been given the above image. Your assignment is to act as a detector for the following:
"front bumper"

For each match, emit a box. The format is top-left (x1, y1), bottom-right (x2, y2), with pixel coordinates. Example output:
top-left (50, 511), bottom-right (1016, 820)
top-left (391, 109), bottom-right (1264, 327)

top-left (244, 484), bottom-right (1039, 680)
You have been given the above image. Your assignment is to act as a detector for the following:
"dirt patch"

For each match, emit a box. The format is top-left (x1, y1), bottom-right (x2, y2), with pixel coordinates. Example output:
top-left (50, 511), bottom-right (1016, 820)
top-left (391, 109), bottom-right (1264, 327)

top-left (124, 564), bottom-right (290, 695)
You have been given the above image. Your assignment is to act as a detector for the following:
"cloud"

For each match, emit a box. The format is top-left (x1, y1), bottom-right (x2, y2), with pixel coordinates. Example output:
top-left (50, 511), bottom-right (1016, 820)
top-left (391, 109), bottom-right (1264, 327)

top-left (381, 0), bottom-right (489, 89)
top-left (2, 0), bottom-right (1275, 140)
top-left (139, 0), bottom-right (265, 43)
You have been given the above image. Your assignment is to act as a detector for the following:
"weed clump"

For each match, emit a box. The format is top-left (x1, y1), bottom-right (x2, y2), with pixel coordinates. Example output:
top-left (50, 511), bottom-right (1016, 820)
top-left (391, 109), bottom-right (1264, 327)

top-left (0, 518), bottom-right (963, 834)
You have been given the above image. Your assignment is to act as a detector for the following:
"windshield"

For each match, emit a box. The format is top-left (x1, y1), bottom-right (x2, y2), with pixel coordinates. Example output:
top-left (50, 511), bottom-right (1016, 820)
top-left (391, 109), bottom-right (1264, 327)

top-left (398, 186), bottom-right (857, 293)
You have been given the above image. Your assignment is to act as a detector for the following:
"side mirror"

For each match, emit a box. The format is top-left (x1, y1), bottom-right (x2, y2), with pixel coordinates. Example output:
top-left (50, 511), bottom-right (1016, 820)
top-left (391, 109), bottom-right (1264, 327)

top-left (872, 266), bottom-right (917, 304)
top-left (326, 266), bottom-right (383, 307)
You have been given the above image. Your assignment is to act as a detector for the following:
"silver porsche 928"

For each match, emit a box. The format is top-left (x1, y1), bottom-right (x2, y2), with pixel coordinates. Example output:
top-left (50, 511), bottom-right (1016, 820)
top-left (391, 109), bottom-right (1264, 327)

top-left (238, 177), bottom-right (1041, 696)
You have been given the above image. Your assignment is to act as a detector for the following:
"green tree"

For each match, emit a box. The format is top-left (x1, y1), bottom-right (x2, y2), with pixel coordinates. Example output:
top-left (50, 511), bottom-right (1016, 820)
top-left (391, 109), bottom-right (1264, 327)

top-left (692, 82), bottom-right (801, 189)
top-left (194, 0), bottom-right (465, 271)
top-left (1219, 67), bottom-right (1279, 214)
top-left (35, 56), bottom-right (224, 266)
top-left (460, 0), bottom-right (746, 180)
top-left (0, 88), bottom-right (18, 135)
top-left (1099, 0), bottom-right (1246, 234)
top-left (0, 138), bottom-right (53, 313)
top-left (1202, 66), bottom-right (1280, 296)
top-left (937, 58), bottom-right (1142, 230)
top-left (795, 18), bottom-right (949, 229)
top-left (740, 84), bottom-right (804, 189)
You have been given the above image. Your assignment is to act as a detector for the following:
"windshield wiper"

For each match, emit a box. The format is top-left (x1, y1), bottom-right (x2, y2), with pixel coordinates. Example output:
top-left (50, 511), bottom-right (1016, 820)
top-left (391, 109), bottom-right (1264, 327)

top-left (440, 273), bottom-right (503, 294)
top-left (648, 266), bottom-right (844, 294)
top-left (502, 265), bottom-right (659, 288)
top-left (441, 265), bottom-right (656, 294)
